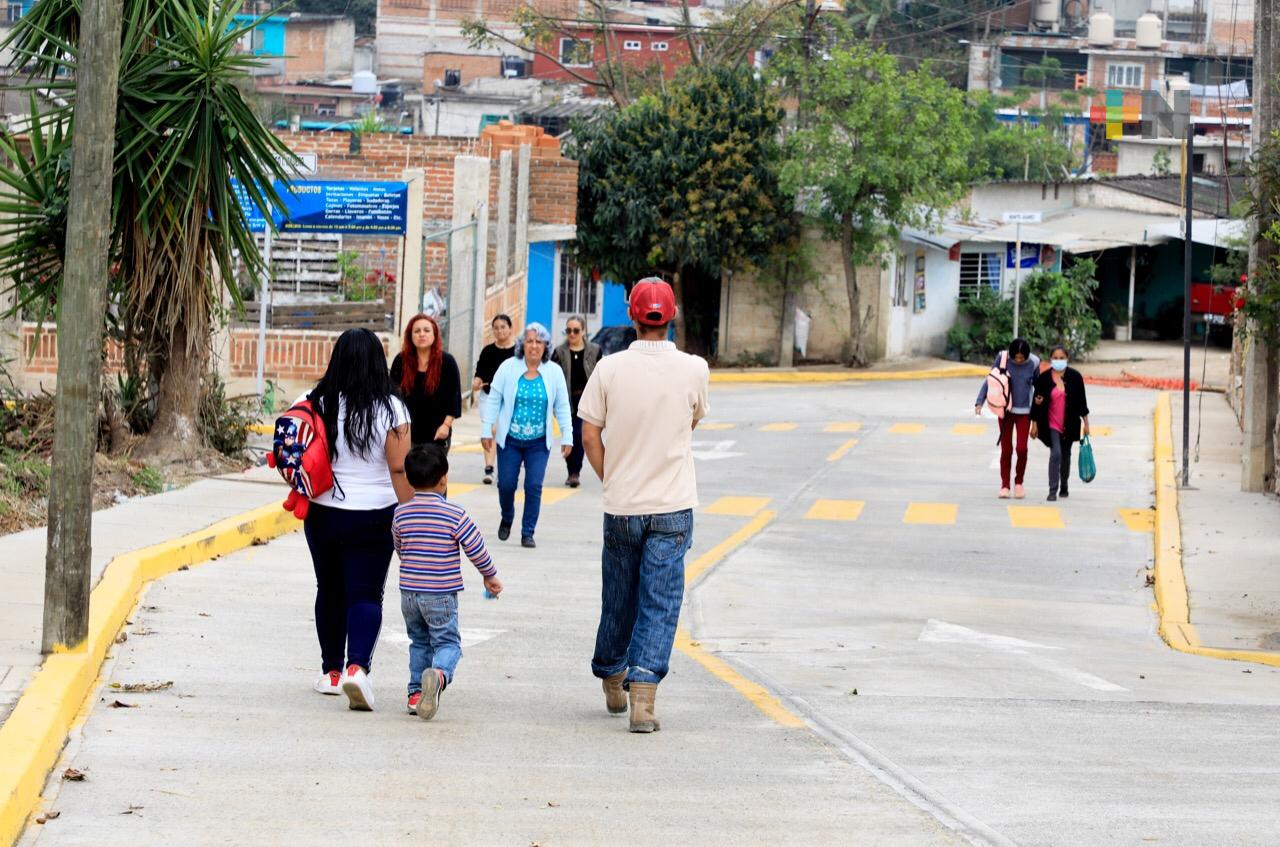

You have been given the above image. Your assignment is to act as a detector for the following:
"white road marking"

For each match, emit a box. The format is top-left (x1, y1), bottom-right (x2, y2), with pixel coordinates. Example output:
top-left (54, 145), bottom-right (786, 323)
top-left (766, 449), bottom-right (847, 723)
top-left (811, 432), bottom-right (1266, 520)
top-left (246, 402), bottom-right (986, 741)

top-left (919, 619), bottom-right (1128, 693)
top-left (382, 628), bottom-right (506, 649)
top-left (692, 440), bottom-right (746, 461)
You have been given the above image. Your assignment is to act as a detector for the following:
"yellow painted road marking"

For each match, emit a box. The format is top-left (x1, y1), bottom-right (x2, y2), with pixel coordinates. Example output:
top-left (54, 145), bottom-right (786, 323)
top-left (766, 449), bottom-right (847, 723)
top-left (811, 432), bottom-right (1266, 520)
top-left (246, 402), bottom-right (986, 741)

top-left (903, 502), bottom-right (958, 525)
top-left (453, 443), bottom-right (484, 454)
top-left (515, 488), bottom-right (577, 505)
top-left (1007, 505), bottom-right (1065, 529)
top-left (889, 423), bottom-right (925, 434)
top-left (824, 422), bottom-right (862, 433)
top-left (826, 439), bottom-right (858, 462)
top-left (952, 423), bottom-right (988, 436)
top-left (1118, 507), bottom-right (1155, 532)
top-left (675, 629), bottom-right (806, 729)
top-left (705, 496), bottom-right (773, 517)
top-left (761, 422), bottom-right (797, 432)
top-left (1092, 426), bottom-right (1114, 437)
top-left (804, 499), bottom-right (865, 521)
top-left (686, 510), bottom-right (777, 585)
top-left (446, 483), bottom-right (480, 497)
top-left (698, 422), bottom-right (736, 431)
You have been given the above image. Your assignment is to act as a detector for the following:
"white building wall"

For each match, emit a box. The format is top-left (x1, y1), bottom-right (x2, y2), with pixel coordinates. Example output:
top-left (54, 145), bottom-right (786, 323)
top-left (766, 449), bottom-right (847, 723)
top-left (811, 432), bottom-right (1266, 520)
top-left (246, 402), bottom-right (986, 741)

top-left (883, 242), bottom-right (962, 360)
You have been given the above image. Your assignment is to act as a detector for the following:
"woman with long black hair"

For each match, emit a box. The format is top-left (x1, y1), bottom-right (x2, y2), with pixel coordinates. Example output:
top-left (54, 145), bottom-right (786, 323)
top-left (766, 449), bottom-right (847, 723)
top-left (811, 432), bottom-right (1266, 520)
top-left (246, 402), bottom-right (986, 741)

top-left (390, 313), bottom-right (462, 449)
top-left (302, 328), bottom-right (412, 712)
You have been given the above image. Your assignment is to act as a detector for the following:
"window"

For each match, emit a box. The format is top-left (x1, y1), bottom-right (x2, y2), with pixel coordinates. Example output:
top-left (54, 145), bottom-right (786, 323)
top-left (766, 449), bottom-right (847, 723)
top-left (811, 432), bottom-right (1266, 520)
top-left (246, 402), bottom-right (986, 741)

top-left (558, 253), bottom-right (598, 315)
top-left (623, 40), bottom-right (642, 51)
top-left (7, 3), bottom-right (23, 22)
top-left (651, 41), bottom-right (669, 52)
top-left (998, 49), bottom-right (1088, 90)
top-left (1107, 63), bottom-right (1144, 89)
top-left (559, 38), bottom-right (593, 68)
top-left (959, 252), bottom-right (1002, 301)
top-left (893, 253), bottom-right (908, 307)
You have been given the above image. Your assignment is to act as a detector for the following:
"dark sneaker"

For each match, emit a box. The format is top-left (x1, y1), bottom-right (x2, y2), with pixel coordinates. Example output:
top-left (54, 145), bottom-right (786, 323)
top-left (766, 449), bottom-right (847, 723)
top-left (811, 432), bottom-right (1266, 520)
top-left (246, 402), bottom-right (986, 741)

top-left (416, 669), bottom-right (443, 720)
top-left (483, 466), bottom-right (494, 485)
top-left (1059, 486), bottom-right (1069, 498)
top-left (521, 536), bottom-right (536, 549)
top-left (1047, 492), bottom-right (1058, 502)
top-left (498, 521), bottom-right (511, 541)
top-left (566, 475), bottom-right (580, 488)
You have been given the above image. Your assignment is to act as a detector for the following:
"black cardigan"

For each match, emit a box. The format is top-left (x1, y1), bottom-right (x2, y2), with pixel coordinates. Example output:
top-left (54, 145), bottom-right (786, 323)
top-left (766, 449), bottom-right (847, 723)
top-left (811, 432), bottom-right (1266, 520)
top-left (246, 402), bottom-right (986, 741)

top-left (390, 352), bottom-right (462, 445)
top-left (1030, 366), bottom-right (1090, 446)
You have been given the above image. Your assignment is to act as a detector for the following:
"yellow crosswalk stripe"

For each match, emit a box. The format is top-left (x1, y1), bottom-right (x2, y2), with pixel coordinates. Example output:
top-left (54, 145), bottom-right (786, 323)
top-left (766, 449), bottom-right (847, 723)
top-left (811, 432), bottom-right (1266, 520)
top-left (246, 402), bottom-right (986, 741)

top-left (761, 423), bottom-right (797, 432)
top-left (1092, 426), bottom-right (1114, 437)
top-left (515, 488), bottom-right (578, 506)
top-left (824, 422), bottom-right (862, 433)
top-left (951, 423), bottom-right (988, 436)
top-left (705, 496), bottom-right (773, 517)
top-left (889, 423), bottom-right (925, 434)
top-left (1007, 505), bottom-right (1065, 529)
top-left (903, 502), bottom-right (958, 525)
top-left (804, 499), bottom-right (865, 521)
top-left (827, 439), bottom-right (858, 462)
top-left (1117, 508), bottom-right (1155, 532)
top-left (698, 422), bottom-right (736, 431)
top-left (446, 483), bottom-right (480, 497)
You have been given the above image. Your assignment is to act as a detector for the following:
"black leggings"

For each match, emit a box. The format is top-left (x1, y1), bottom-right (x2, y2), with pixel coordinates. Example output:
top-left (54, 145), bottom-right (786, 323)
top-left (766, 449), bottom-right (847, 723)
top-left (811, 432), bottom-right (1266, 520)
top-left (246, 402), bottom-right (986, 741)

top-left (1049, 430), bottom-right (1074, 494)
top-left (303, 501), bottom-right (396, 673)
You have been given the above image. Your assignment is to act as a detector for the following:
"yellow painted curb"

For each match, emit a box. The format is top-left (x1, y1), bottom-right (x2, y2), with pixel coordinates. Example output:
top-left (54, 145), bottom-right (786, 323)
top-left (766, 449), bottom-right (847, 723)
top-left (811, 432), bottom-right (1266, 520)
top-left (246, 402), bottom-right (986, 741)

top-left (709, 365), bottom-right (987, 384)
top-left (246, 423), bottom-right (274, 436)
top-left (0, 504), bottom-right (300, 846)
top-left (1151, 392), bottom-right (1280, 668)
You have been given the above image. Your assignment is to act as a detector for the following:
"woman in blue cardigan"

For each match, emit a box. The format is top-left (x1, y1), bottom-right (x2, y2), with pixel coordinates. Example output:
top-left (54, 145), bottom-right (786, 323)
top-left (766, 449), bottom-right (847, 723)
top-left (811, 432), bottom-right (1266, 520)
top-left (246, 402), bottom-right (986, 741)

top-left (481, 322), bottom-right (573, 548)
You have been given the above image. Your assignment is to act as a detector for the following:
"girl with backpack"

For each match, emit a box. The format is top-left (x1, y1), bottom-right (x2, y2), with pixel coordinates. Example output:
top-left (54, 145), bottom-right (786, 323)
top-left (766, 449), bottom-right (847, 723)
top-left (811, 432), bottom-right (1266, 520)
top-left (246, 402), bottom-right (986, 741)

top-left (1030, 345), bottom-right (1091, 501)
top-left (974, 338), bottom-right (1041, 499)
top-left (301, 329), bottom-right (412, 712)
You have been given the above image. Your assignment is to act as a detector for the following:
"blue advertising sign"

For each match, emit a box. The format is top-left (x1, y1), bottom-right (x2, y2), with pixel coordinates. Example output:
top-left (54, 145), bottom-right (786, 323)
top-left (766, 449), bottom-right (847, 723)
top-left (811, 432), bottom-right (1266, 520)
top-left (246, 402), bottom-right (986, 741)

top-left (231, 179), bottom-right (409, 236)
top-left (231, 180), bottom-right (269, 233)
top-left (1005, 241), bottom-right (1042, 269)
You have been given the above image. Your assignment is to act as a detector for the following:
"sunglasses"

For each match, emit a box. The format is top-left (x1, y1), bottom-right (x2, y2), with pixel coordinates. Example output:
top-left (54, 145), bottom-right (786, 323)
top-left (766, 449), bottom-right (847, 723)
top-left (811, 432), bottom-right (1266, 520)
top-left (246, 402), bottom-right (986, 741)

top-left (566, 327), bottom-right (582, 335)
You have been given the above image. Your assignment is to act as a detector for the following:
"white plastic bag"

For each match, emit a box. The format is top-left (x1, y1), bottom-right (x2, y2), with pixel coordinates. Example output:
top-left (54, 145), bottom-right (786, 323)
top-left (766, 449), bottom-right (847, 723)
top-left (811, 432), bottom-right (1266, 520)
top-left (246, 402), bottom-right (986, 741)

top-left (794, 307), bottom-right (811, 359)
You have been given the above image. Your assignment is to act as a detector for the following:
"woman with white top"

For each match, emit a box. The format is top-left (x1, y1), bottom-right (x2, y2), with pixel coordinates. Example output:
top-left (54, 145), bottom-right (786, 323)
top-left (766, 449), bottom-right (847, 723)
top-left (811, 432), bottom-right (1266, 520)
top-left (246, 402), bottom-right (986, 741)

top-left (481, 323), bottom-right (572, 548)
top-left (302, 328), bottom-right (412, 712)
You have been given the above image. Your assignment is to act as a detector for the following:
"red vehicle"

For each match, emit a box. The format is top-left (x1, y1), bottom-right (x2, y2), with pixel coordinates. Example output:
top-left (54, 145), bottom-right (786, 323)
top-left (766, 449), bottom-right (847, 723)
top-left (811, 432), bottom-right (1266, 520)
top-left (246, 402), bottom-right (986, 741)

top-left (1190, 281), bottom-right (1239, 327)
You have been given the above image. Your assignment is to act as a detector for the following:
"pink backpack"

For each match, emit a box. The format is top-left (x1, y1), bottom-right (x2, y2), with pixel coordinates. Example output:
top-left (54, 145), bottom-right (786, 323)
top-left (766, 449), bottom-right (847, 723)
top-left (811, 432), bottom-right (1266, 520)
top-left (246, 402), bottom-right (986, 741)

top-left (985, 351), bottom-right (1011, 419)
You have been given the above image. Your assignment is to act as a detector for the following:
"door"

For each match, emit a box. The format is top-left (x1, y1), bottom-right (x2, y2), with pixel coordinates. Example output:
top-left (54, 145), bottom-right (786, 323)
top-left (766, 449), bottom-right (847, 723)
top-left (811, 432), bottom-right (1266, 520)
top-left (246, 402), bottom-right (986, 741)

top-left (551, 244), bottom-right (602, 339)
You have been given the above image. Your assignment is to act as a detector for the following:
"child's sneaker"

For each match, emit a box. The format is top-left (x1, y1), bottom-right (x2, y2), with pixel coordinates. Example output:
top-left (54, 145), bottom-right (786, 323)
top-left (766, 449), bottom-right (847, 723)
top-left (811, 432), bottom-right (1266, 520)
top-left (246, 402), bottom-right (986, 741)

top-left (415, 668), bottom-right (444, 721)
top-left (341, 664), bottom-right (375, 711)
top-left (313, 670), bottom-right (342, 695)
top-left (407, 691), bottom-right (423, 714)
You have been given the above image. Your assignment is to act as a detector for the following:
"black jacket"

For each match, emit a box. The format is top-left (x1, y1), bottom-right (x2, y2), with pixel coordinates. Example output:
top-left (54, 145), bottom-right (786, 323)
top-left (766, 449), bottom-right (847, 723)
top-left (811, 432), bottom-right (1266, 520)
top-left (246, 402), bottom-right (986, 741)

top-left (1031, 366), bottom-right (1090, 446)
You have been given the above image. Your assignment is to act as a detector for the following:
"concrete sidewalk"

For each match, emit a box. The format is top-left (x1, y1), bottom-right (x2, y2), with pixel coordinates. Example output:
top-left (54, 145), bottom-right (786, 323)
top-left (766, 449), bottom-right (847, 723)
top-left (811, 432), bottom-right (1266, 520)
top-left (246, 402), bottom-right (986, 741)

top-left (0, 469), bottom-right (286, 728)
top-left (1176, 392), bottom-right (1280, 653)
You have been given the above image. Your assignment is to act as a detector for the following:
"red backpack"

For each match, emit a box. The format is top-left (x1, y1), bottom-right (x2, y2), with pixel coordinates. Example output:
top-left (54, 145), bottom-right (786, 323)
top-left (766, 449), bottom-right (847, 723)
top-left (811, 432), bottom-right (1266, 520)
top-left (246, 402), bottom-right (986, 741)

top-left (266, 399), bottom-right (336, 520)
top-left (984, 351), bottom-right (1011, 419)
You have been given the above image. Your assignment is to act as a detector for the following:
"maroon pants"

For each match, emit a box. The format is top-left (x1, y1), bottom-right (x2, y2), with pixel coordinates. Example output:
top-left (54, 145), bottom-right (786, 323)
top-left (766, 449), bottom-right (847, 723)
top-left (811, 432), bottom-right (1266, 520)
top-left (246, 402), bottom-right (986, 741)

top-left (998, 412), bottom-right (1031, 488)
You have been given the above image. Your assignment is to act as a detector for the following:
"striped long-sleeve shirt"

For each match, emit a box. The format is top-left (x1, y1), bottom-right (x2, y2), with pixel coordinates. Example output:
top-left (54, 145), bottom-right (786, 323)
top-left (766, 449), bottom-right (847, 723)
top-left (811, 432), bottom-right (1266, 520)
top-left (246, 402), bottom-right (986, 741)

top-left (392, 492), bottom-right (496, 593)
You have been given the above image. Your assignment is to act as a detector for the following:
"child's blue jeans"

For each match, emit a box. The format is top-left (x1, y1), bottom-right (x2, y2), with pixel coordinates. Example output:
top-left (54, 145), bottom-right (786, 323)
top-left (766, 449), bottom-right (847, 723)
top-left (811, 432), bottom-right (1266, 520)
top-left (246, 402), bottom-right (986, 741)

top-left (401, 591), bottom-right (462, 694)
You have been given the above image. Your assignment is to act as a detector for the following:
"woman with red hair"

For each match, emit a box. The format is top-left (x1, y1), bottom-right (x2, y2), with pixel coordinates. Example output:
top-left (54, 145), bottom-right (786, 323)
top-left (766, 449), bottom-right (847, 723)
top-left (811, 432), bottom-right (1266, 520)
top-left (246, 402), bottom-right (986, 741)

top-left (390, 314), bottom-right (462, 450)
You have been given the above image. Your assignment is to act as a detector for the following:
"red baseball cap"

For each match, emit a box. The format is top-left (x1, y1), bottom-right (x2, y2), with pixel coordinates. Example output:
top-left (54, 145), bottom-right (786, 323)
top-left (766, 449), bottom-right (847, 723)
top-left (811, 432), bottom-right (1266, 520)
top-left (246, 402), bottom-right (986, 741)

top-left (628, 277), bottom-right (677, 326)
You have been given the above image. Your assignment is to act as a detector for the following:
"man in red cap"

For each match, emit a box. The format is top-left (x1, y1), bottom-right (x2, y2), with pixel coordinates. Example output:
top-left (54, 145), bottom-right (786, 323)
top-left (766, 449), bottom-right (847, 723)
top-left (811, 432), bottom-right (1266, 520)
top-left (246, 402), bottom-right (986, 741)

top-left (577, 277), bottom-right (710, 733)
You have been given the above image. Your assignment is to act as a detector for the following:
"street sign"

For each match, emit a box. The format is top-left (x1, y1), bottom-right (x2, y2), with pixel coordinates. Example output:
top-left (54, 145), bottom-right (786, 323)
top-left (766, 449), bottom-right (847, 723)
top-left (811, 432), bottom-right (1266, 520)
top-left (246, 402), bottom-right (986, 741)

top-left (230, 179), bottom-right (409, 236)
top-left (1002, 211), bottom-right (1042, 224)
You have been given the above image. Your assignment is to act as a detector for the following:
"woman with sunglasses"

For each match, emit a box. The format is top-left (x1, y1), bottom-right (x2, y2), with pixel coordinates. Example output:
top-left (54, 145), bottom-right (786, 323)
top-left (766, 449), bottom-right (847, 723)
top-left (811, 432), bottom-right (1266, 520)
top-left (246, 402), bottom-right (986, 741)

top-left (551, 314), bottom-right (601, 488)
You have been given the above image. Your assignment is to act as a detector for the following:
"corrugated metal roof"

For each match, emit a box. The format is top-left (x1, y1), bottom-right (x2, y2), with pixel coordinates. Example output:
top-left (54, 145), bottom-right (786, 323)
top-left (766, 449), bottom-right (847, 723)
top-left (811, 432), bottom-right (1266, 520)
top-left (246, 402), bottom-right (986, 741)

top-left (968, 208), bottom-right (1185, 253)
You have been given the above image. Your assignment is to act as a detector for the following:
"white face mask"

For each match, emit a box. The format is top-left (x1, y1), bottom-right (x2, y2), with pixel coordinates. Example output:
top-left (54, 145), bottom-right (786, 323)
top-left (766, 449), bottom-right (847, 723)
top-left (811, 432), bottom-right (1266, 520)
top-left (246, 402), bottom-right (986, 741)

top-left (1051, 359), bottom-right (1068, 372)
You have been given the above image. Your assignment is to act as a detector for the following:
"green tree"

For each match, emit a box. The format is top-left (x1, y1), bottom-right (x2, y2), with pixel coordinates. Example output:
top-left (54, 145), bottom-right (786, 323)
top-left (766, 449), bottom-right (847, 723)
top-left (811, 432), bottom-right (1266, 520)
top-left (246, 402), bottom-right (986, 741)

top-left (0, 0), bottom-right (297, 461)
top-left (568, 65), bottom-right (791, 350)
top-left (968, 92), bottom-right (1075, 182)
top-left (773, 45), bottom-right (973, 364)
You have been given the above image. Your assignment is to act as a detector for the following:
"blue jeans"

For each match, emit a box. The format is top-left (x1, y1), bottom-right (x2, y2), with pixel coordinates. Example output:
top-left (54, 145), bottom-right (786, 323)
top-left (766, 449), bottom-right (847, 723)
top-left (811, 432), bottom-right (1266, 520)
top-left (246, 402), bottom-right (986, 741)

top-left (591, 510), bottom-right (694, 686)
top-left (401, 591), bottom-right (462, 694)
top-left (497, 436), bottom-right (551, 538)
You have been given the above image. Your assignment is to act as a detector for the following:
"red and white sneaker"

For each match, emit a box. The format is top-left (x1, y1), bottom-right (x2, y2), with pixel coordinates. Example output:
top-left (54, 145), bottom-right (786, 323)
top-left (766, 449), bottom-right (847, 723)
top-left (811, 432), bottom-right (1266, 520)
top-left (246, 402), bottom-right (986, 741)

top-left (341, 664), bottom-right (375, 711)
top-left (313, 670), bottom-right (342, 696)
top-left (407, 691), bottom-right (423, 714)
top-left (415, 668), bottom-right (445, 721)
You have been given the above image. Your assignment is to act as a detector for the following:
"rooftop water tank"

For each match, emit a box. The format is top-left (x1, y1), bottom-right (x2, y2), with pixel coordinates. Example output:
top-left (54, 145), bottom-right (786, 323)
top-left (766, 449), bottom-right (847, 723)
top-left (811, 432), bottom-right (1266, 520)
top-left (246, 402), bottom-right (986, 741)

top-left (1088, 12), bottom-right (1115, 46)
top-left (1033, 0), bottom-right (1061, 26)
top-left (352, 70), bottom-right (378, 95)
top-left (1135, 12), bottom-right (1162, 48)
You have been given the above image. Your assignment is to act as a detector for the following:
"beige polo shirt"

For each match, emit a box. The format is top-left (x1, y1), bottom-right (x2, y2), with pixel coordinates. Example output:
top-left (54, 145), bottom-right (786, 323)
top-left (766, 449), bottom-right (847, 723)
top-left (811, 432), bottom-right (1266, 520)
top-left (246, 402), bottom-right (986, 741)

top-left (576, 340), bottom-right (710, 516)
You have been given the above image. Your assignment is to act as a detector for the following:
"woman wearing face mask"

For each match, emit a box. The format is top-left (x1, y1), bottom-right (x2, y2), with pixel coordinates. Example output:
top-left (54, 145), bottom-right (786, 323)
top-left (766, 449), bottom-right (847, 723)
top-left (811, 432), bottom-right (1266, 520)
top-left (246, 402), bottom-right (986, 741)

top-left (1030, 345), bottom-right (1091, 501)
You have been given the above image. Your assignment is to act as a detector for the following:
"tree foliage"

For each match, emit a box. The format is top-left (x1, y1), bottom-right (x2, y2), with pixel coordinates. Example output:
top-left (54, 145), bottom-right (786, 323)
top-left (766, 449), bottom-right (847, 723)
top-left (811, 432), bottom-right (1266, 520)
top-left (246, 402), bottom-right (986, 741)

top-left (967, 91), bottom-right (1077, 183)
top-left (772, 43), bottom-right (973, 363)
top-left (568, 65), bottom-right (791, 346)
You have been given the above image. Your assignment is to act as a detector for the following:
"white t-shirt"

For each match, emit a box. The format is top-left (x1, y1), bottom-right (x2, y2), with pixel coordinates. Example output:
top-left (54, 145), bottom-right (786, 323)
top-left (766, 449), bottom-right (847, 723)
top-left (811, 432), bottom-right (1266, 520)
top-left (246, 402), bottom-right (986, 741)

top-left (294, 393), bottom-right (410, 511)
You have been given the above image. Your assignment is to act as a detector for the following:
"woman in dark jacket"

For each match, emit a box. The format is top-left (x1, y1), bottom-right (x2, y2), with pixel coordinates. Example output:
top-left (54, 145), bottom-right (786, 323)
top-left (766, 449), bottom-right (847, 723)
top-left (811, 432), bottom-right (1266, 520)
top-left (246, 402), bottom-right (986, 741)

top-left (551, 314), bottom-right (601, 488)
top-left (390, 313), bottom-right (462, 450)
top-left (1030, 345), bottom-right (1091, 501)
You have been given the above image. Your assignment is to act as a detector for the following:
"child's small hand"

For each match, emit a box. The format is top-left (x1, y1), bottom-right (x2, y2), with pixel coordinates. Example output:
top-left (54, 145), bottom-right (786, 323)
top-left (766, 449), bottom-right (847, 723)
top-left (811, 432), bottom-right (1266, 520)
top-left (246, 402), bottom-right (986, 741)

top-left (483, 575), bottom-right (503, 597)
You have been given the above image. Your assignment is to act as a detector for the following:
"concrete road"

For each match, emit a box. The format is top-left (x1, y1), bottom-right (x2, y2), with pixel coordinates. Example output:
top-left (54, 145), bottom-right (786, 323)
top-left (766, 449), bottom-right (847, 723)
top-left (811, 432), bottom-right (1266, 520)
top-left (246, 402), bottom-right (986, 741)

top-left (22, 379), bottom-right (1280, 846)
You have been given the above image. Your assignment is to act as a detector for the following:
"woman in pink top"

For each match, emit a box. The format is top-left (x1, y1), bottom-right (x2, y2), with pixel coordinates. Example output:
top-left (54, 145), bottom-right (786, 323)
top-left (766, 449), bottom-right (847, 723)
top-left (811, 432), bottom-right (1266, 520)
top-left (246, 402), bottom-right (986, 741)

top-left (1030, 345), bottom-right (1091, 502)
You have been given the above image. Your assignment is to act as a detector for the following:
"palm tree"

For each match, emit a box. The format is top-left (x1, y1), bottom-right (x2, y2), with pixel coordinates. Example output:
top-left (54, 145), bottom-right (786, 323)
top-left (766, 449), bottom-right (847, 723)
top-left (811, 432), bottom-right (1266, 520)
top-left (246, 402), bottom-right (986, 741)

top-left (0, 0), bottom-right (297, 460)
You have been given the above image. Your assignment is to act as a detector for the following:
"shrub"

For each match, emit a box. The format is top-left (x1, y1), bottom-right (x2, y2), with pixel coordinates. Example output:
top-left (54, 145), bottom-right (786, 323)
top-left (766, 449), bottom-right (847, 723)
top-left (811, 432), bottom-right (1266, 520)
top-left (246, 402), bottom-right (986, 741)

top-left (198, 372), bottom-right (258, 459)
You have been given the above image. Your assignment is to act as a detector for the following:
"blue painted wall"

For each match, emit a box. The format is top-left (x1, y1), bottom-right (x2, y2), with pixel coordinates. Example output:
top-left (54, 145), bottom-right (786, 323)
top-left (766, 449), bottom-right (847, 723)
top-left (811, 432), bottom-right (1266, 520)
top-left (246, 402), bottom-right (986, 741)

top-left (601, 280), bottom-right (629, 327)
top-left (527, 242), bottom-right (556, 330)
top-left (232, 15), bottom-right (287, 56)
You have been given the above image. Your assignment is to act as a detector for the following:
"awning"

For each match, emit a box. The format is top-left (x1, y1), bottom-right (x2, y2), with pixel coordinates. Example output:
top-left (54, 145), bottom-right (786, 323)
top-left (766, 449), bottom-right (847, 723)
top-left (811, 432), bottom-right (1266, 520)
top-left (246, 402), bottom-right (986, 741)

top-left (901, 221), bottom-right (999, 250)
top-left (967, 208), bottom-right (1186, 253)
top-left (1146, 218), bottom-right (1247, 249)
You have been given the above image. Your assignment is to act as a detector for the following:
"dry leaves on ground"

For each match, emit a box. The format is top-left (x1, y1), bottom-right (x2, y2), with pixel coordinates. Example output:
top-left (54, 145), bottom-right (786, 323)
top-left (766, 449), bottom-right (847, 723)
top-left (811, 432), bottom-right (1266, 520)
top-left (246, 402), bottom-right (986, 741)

top-left (109, 681), bottom-right (173, 693)
top-left (61, 768), bottom-right (86, 782)
top-left (108, 700), bottom-right (136, 708)
top-left (35, 811), bottom-right (60, 824)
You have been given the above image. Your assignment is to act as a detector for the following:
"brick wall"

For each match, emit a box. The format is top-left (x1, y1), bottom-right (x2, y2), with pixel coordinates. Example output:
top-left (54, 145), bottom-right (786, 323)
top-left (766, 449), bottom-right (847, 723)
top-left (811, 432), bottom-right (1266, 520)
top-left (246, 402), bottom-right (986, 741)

top-left (422, 53), bottom-right (502, 91)
top-left (21, 324), bottom-right (124, 376)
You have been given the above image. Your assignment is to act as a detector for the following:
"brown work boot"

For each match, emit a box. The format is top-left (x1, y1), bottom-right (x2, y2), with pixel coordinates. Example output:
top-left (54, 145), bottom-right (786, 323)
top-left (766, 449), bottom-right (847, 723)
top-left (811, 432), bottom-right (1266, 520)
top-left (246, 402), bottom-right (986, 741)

top-left (628, 682), bottom-right (660, 733)
top-left (602, 672), bottom-right (627, 715)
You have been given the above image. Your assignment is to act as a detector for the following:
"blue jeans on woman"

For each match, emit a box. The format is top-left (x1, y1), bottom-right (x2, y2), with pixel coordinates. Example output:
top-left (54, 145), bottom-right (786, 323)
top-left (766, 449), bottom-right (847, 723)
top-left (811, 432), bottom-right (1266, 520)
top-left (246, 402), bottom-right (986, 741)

top-left (401, 591), bottom-right (462, 694)
top-left (497, 436), bottom-right (551, 538)
top-left (591, 509), bottom-right (694, 686)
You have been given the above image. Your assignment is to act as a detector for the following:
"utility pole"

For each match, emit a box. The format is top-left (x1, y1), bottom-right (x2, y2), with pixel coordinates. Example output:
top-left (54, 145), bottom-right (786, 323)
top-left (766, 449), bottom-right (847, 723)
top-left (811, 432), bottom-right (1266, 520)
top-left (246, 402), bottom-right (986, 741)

top-left (779, 0), bottom-right (816, 369)
top-left (1180, 136), bottom-right (1194, 487)
top-left (1242, 0), bottom-right (1279, 492)
top-left (42, 0), bottom-right (125, 653)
